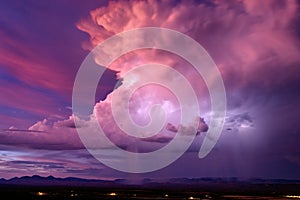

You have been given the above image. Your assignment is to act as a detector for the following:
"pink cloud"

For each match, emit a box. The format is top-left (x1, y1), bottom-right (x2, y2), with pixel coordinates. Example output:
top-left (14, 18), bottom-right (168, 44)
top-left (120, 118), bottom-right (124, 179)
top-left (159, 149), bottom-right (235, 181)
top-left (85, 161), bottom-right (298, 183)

top-left (77, 0), bottom-right (300, 88)
top-left (0, 79), bottom-right (66, 120)
top-left (0, 117), bottom-right (83, 150)
top-left (0, 34), bottom-right (70, 94)
top-left (74, 0), bottom-right (300, 137)
top-left (0, 114), bottom-right (32, 129)
top-left (4, 0), bottom-right (299, 168)
top-left (0, 149), bottom-right (105, 179)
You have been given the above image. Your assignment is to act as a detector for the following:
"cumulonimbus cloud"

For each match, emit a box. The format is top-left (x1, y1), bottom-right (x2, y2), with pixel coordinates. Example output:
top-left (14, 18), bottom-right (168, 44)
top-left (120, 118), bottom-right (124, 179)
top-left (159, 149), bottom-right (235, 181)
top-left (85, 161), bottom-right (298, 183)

top-left (5, 0), bottom-right (299, 153)
top-left (72, 0), bottom-right (300, 151)
top-left (77, 0), bottom-right (300, 86)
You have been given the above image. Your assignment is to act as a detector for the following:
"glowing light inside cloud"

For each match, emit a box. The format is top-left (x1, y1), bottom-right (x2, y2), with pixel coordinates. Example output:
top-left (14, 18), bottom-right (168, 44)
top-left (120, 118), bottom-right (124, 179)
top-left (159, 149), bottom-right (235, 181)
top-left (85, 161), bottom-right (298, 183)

top-left (240, 123), bottom-right (251, 128)
top-left (128, 83), bottom-right (180, 127)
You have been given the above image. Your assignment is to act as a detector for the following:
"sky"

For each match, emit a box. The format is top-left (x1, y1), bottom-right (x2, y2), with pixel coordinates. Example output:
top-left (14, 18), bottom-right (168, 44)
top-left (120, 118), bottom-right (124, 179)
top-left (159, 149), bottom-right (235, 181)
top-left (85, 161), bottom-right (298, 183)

top-left (0, 0), bottom-right (300, 180)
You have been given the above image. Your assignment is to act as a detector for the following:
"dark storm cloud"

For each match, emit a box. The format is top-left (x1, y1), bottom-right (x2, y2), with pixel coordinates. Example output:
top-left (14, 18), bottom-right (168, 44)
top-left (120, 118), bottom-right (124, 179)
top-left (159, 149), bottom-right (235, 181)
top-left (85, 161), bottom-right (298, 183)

top-left (0, 125), bottom-right (84, 150)
top-left (1, 129), bottom-right (47, 133)
top-left (9, 160), bottom-right (65, 169)
top-left (141, 134), bottom-right (173, 144)
top-left (166, 117), bottom-right (209, 135)
top-left (226, 112), bottom-right (254, 129)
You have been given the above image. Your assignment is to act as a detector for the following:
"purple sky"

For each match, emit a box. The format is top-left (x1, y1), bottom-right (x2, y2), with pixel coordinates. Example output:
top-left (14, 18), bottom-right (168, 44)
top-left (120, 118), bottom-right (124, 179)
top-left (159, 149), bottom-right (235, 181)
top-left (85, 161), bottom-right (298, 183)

top-left (0, 0), bottom-right (300, 180)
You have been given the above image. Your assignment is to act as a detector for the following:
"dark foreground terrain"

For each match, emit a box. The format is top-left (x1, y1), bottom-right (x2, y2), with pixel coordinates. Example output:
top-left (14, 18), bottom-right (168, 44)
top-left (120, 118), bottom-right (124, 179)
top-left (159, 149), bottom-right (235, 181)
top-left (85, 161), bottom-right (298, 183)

top-left (0, 176), bottom-right (299, 199)
top-left (0, 186), bottom-right (299, 200)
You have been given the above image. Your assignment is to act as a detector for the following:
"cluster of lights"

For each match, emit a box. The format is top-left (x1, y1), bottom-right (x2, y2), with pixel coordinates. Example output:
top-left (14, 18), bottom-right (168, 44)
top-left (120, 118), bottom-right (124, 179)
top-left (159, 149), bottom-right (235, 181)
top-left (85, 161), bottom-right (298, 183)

top-left (36, 192), bottom-right (47, 196)
top-left (108, 192), bottom-right (117, 196)
top-left (35, 191), bottom-right (212, 199)
top-left (285, 195), bottom-right (300, 199)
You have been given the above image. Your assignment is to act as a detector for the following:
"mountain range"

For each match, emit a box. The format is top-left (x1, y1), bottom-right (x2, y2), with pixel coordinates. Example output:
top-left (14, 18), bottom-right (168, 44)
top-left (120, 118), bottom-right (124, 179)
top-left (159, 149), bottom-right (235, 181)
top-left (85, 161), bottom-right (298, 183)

top-left (0, 175), bottom-right (299, 188)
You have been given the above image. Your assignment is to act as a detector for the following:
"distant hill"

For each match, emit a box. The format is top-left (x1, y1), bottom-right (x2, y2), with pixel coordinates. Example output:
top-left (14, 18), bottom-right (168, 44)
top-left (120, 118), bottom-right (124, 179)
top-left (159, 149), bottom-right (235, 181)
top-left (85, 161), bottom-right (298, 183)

top-left (0, 175), bottom-right (299, 192)
top-left (0, 175), bottom-right (126, 187)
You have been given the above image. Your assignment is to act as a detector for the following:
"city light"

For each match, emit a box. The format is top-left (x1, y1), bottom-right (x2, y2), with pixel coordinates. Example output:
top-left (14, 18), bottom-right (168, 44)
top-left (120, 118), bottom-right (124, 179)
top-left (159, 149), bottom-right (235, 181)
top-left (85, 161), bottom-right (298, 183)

top-left (37, 192), bottom-right (46, 196)
top-left (108, 192), bottom-right (117, 196)
top-left (284, 195), bottom-right (300, 199)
